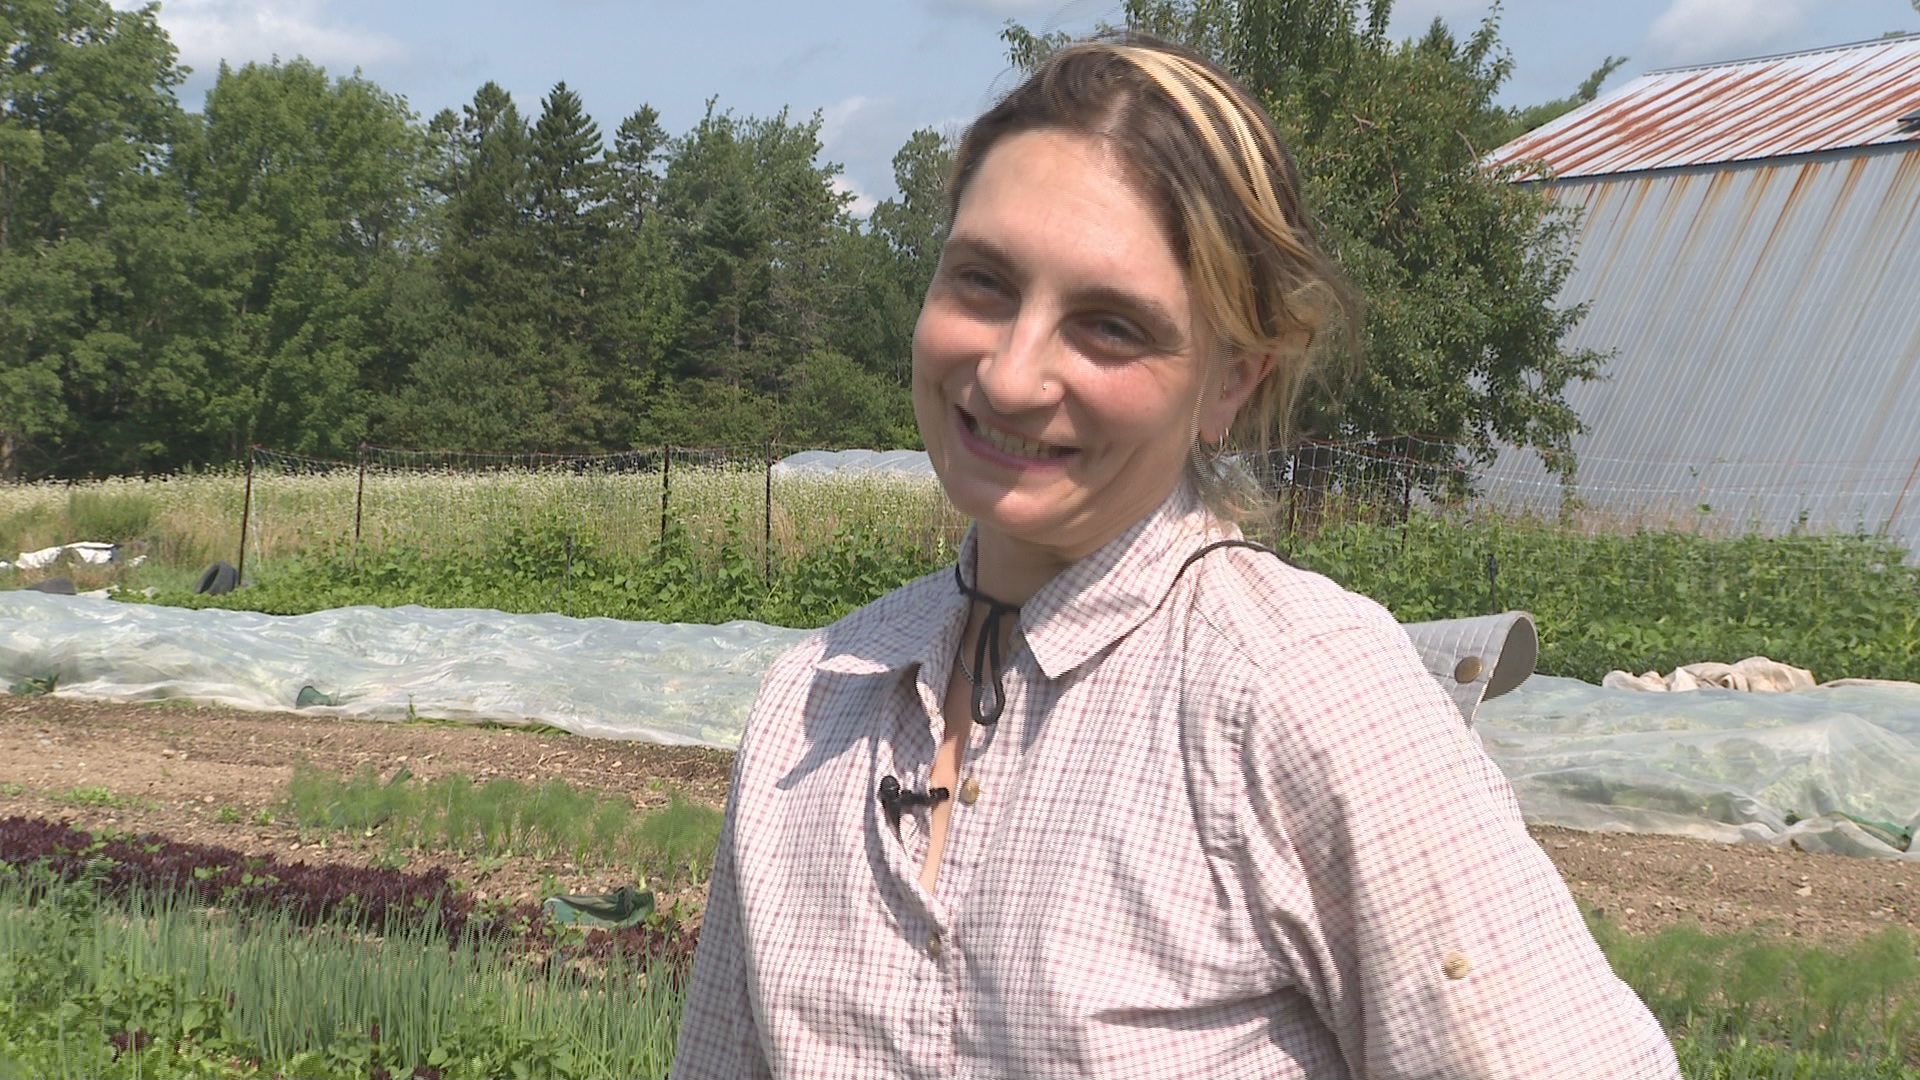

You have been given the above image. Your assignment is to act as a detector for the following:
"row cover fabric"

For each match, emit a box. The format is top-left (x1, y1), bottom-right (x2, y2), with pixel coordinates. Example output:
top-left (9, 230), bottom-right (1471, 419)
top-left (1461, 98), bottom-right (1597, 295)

top-left (6, 591), bottom-right (1919, 857)
top-left (0, 591), bottom-right (798, 746)
top-left (1476, 675), bottom-right (1920, 858)
top-left (770, 448), bottom-right (935, 476)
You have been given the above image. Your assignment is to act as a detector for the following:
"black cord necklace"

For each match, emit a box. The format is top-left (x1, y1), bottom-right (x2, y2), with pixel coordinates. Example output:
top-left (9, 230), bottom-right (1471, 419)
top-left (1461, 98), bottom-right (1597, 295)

top-left (952, 563), bottom-right (1019, 727)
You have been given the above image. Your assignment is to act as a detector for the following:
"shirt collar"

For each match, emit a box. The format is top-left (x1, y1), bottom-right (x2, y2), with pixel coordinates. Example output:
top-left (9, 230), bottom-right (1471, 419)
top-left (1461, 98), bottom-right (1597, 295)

top-left (1018, 482), bottom-right (1233, 679)
top-left (809, 481), bottom-right (1232, 682)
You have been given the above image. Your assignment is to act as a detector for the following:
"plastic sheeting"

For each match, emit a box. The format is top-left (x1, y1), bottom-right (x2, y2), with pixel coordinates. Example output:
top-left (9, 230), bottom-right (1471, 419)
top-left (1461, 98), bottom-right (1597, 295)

top-left (1477, 675), bottom-right (1920, 858)
top-left (7, 591), bottom-right (1920, 857)
top-left (0, 591), bottom-right (804, 746)
top-left (770, 448), bottom-right (935, 476)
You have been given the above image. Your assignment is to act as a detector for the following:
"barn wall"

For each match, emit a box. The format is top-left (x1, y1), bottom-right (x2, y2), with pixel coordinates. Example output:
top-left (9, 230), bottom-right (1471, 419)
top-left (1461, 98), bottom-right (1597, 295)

top-left (1481, 145), bottom-right (1920, 551)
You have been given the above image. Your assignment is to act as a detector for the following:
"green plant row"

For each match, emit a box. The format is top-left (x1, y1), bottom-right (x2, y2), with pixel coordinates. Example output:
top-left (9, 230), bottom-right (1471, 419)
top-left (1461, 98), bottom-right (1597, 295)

top-left (147, 517), bottom-right (946, 631)
top-left (1596, 917), bottom-right (1920, 1077)
top-left (283, 763), bottom-right (722, 890)
top-left (1281, 513), bottom-right (1920, 683)
top-left (0, 866), bottom-right (682, 1079)
top-left (137, 507), bottom-right (1920, 683)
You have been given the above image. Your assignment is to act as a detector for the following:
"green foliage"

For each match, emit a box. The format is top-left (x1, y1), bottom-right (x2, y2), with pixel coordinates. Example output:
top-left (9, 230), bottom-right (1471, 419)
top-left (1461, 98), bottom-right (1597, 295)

top-left (64, 490), bottom-right (153, 543)
top-left (1281, 511), bottom-right (1920, 682)
top-left (152, 514), bottom-right (946, 629)
top-left (0, 867), bottom-right (684, 1078)
top-left (1596, 916), bottom-right (1920, 1076)
top-left (280, 762), bottom-right (722, 888)
top-left (7, 675), bottom-right (57, 698)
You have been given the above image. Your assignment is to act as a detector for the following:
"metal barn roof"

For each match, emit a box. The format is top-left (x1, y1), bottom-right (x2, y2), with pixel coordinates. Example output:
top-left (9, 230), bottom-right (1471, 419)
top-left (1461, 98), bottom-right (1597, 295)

top-left (1488, 35), bottom-right (1920, 178)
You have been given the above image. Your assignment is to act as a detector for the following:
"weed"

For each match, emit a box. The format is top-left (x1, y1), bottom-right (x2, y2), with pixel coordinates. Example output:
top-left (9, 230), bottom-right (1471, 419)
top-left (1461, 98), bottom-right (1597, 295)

top-left (0, 783), bottom-right (22, 798)
top-left (51, 786), bottom-right (126, 809)
top-left (7, 675), bottom-right (57, 698)
top-left (215, 806), bottom-right (241, 824)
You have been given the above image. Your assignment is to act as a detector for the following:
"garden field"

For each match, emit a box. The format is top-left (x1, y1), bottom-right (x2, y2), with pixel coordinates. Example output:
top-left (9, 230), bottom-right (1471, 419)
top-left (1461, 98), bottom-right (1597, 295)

top-left (7, 696), bottom-right (1920, 1077)
top-left (7, 470), bottom-right (1920, 1075)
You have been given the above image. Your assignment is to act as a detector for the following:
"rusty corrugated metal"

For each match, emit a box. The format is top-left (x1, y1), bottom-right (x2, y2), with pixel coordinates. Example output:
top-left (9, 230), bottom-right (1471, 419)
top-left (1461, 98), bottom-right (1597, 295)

top-left (1488, 36), bottom-right (1920, 178)
top-left (1479, 145), bottom-right (1920, 554)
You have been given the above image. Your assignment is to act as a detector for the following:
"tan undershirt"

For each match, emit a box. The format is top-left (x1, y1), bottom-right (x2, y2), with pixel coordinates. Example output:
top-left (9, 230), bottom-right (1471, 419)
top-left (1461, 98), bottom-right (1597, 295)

top-left (919, 615), bottom-right (993, 894)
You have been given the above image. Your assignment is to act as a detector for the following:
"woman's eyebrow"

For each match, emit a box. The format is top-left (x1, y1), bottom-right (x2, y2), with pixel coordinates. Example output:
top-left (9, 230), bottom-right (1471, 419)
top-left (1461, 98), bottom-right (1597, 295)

top-left (1066, 284), bottom-right (1184, 346)
top-left (943, 233), bottom-right (1185, 345)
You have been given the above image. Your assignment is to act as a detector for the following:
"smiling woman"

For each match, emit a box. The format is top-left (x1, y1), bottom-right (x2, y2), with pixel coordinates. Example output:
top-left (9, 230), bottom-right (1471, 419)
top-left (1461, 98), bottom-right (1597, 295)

top-left (672, 34), bottom-right (1682, 1080)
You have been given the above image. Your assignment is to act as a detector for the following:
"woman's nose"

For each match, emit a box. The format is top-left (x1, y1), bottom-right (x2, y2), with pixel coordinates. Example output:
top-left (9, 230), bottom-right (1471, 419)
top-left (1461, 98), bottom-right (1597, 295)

top-left (976, 309), bottom-right (1063, 412)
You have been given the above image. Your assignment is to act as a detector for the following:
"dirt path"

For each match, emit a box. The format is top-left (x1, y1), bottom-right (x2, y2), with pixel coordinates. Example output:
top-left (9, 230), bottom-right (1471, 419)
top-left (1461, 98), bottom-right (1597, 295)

top-left (3, 696), bottom-right (1916, 946)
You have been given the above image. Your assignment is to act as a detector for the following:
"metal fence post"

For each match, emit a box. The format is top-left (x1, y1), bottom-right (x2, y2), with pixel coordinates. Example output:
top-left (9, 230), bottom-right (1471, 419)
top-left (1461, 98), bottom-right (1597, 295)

top-left (764, 439), bottom-right (775, 582)
top-left (236, 446), bottom-right (256, 580)
top-left (659, 444), bottom-right (672, 546)
top-left (353, 441), bottom-right (368, 546)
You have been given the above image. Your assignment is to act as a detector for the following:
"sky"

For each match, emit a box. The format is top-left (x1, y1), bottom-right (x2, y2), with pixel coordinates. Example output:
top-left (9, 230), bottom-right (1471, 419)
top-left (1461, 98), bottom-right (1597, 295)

top-left (116, 0), bottom-right (1919, 215)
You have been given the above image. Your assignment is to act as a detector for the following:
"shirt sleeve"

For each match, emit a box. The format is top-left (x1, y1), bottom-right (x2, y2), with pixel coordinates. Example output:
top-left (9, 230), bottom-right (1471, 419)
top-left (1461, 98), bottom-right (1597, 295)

top-left (1233, 617), bottom-right (1681, 1079)
top-left (669, 790), bottom-right (773, 1080)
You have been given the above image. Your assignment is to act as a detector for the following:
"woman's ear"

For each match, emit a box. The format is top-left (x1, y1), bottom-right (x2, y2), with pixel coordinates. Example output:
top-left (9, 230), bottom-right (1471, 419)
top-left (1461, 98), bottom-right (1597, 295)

top-left (1201, 331), bottom-right (1311, 442)
top-left (1199, 345), bottom-right (1279, 443)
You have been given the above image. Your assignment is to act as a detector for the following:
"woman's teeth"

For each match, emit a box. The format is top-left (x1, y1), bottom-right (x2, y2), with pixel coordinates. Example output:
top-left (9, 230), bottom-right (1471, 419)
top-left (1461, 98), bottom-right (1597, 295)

top-left (973, 418), bottom-right (1069, 460)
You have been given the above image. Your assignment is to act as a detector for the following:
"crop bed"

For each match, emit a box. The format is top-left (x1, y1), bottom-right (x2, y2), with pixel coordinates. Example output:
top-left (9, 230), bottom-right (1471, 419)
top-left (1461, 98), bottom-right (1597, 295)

top-left (5, 695), bottom-right (1918, 947)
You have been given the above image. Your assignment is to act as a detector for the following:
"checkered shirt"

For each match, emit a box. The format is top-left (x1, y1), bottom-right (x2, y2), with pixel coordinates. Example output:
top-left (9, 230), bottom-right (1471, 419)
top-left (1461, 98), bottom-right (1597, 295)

top-left (671, 484), bottom-right (1680, 1079)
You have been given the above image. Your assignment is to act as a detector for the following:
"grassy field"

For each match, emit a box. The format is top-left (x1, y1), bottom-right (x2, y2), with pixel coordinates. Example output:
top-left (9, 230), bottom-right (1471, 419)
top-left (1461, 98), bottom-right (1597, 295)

top-left (0, 462), bottom-right (967, 577)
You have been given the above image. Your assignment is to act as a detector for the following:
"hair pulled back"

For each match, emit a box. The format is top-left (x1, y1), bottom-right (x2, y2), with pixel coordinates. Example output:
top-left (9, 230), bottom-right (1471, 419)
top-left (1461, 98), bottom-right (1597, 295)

top-left (948, 34), bottom-right (1359, 520)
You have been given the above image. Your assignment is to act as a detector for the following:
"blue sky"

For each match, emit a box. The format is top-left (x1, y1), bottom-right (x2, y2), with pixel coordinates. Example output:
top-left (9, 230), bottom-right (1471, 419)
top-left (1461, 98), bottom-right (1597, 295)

top-left (119, 0), bottom-right (1917, 213)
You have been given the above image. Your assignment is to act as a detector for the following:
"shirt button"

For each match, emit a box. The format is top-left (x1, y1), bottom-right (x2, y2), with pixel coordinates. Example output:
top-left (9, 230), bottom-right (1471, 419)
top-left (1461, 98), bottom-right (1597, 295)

top-left (926, 932), bottom-right (943, 959)
top-left (1442, 951), bottom-right (1472, 980)
top-left (959, 776), bottom-right (981, 805)
top-left (1453, 656), bottom-right (1483, 683)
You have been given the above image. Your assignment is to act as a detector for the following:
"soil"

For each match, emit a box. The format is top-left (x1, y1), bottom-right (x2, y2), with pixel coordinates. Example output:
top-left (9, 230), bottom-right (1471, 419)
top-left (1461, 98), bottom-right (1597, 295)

top-left (4, 696), bottom-right (1918, 948)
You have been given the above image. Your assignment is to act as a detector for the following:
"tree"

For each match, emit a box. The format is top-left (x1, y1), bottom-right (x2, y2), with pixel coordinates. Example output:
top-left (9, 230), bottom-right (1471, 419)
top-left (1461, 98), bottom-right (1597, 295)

top-left (645, 103), bottom-right (863, 444)
top-left (1049, 0), bottom-right (1606, 485)
top-left (401, 83), bottom-right (553, 450)
top-left (0, 0), bottom-right (212, 477)
top-left (183, 57), bottom-right (428, 459)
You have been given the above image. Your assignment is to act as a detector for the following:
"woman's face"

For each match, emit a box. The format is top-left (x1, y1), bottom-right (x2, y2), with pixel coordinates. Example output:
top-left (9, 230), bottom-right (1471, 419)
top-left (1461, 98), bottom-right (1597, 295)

top-left (913, 130), bottom-right (1262, 563)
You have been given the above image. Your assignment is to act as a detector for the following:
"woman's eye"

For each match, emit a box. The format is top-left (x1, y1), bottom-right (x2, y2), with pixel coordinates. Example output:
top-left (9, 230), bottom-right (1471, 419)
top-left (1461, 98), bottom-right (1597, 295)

top-left (1085, 316), bottom-right (1145, 347)
top-left (957, 267), bottom-right (1004, 294)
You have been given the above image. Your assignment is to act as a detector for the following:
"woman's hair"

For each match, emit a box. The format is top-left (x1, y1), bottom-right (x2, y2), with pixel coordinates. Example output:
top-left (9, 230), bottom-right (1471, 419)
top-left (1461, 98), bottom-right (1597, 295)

top-left (948, 34), bottom-right (1360, 521)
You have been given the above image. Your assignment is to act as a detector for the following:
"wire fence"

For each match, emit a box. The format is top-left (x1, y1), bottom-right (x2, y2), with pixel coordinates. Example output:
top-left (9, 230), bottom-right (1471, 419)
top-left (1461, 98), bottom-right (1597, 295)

top-left (235, 436), bottom-right (1920, 578)
top-left (237, 443), bottom-right (966, 579)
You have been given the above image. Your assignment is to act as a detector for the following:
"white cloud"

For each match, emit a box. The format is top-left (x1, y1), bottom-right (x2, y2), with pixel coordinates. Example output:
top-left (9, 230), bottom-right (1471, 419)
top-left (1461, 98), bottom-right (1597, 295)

top-left (1644, 0), bottom-right (1817, 67)
top-left (832, 175), bottom-right (879, 218)
top-left (820, 95), bottom-right (876, 149)
top-left (117, 0), bottom-right (407, 75)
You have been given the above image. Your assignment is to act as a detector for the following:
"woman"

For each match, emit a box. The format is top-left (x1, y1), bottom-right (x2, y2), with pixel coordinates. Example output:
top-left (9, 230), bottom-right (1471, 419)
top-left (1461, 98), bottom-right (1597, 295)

top-left (672, 36), bottom-right (1679, 1080)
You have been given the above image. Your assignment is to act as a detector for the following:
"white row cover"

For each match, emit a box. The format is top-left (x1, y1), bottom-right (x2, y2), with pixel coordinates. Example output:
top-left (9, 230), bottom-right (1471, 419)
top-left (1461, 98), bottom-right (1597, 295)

top-left (0, 591), bottom-right (798, 746)
top-left (6, 591), bottom-right (1919, 857)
